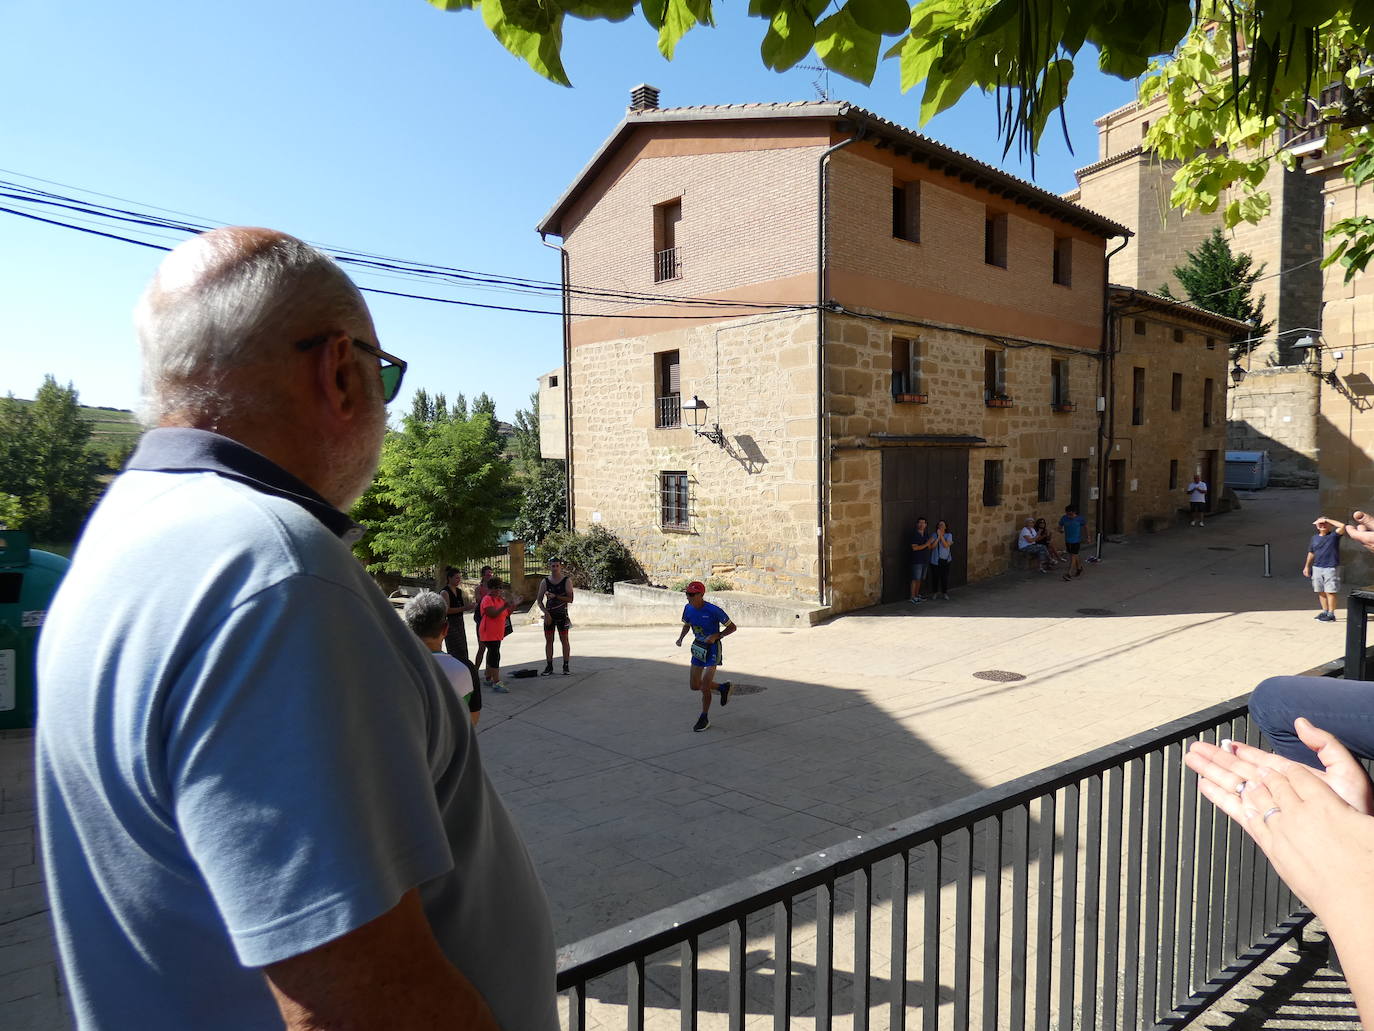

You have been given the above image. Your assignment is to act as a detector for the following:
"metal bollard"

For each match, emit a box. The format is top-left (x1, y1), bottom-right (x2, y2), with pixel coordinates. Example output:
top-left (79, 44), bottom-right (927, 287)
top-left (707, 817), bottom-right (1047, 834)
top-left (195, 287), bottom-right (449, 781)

top-left (1245, 542), bottom-right (1272, 577)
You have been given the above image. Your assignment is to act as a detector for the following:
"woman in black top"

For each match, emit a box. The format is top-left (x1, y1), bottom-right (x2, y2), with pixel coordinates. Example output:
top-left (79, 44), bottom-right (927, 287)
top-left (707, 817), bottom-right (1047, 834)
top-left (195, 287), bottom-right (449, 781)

top-left (440, 566), bottom-right (471, 663)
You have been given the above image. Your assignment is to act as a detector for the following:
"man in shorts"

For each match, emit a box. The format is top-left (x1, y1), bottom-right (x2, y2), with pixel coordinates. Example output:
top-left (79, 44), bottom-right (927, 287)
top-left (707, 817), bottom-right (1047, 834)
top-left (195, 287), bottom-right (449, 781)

top-left (674, 581), bottom-right (737, 732)
top-left (1185, 474), bottom-right (1208, 526)
top-left (1305, 516), bottom-right (1346, 622)
top-left (1059, 504), bottom-right (1087, 580)
top-left (536, 557), bottom-right (574, 676)
top-left (909, 516), bottom-right (934, 604)
top-left (405, 592), bottom-right (481, 726)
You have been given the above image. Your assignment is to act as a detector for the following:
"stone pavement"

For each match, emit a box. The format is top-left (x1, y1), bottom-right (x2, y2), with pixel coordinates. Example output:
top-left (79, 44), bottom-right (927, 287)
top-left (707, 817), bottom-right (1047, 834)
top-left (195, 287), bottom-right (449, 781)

top-left (0, 485), bottom-right (1357, 1028)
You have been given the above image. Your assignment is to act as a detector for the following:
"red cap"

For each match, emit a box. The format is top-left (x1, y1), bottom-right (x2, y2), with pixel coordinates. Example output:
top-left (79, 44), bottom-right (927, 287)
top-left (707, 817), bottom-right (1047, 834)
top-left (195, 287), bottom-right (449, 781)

top-left (684, 581), bottom-right (706, 595)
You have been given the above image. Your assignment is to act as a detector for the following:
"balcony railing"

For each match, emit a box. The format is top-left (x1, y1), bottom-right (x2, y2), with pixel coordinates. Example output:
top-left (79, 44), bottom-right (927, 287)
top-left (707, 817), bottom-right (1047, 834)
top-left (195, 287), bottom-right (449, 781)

top-left (655, 247), bottom-right (681, 283)
top-left (655, 394), bottom-right (681, 429)
top-left (1278, 83), bottom-right (1347, 148)
top-left (558, 695), bottom-right (1312, 1029)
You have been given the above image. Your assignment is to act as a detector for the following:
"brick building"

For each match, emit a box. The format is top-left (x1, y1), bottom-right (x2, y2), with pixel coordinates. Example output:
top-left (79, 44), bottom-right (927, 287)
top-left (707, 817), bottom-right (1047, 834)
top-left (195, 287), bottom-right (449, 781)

top-left (537, 92), bottom-right (1228, 612)
top-left (1068, 100), bottom-right (1324, 486)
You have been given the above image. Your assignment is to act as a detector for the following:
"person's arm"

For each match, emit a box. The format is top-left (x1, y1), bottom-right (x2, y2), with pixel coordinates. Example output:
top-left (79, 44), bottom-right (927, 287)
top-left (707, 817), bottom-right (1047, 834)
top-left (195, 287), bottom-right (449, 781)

top-left (265, 889), bottom-right (500, 1031)
top-left (675, 621), bottom-right (691, 646)
top-left (442, 589), bottom-right (463, 619)
top-left (1304, 550), bottom-right (1316, 576)
top-left (707, 620), bottom-right (737, 645)
top-left (535, 579), bottom-right (548, 614)
top-left (561, 583), bottom-right (574, 605)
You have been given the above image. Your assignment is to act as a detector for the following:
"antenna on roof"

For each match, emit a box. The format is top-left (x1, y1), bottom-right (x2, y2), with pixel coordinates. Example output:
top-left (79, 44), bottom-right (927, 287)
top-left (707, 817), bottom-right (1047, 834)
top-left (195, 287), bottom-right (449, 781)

top-left (798, 64), bottom-right (831, 101)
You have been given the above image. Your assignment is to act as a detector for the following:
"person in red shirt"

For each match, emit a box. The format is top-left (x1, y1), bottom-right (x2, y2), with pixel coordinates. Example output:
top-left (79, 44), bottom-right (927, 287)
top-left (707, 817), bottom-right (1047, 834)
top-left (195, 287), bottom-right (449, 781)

top-left (478, 577), bottom-right (512, 694)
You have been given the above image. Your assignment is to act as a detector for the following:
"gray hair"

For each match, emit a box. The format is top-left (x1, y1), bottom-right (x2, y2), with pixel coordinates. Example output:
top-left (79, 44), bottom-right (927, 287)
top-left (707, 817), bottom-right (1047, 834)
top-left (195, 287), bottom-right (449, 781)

top-left (134, 228), bottom-right (369, 426)
top-left (403, 591), bottom-right (449, 640)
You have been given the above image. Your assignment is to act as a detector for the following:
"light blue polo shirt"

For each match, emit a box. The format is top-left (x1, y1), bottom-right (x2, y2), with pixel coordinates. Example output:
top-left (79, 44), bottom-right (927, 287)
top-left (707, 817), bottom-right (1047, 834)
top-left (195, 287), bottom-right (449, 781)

top-left (37, 429), bottom-right (557, 1030)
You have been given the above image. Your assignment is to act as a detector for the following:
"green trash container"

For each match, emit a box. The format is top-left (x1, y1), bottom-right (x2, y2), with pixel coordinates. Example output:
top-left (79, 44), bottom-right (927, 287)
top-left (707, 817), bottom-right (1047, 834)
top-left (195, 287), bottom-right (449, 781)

top-left (0, 530), bottom-right (71, 730)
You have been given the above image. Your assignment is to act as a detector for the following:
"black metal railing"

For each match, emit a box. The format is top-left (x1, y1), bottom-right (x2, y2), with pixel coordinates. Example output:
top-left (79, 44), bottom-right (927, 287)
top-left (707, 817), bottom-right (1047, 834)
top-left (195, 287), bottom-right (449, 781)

top-left (557, 698), bottom-right (1310, 1029)
top-left (655, 394), bottom-right (682, 429)
top-left (655, 247), bottom-right (681, 282)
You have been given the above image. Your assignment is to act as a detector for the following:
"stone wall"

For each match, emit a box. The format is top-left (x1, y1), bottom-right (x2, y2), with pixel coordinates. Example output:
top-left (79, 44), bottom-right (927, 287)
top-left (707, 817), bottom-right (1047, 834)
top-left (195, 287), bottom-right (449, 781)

top-left (568, 311), bottom-right (821, 600)
top-left (538, 366), bottom-right (565, 461)
top-left (1227, 368), bottom-right (1319, 486)
top-left (821, 312), bottom-right (1102, 612)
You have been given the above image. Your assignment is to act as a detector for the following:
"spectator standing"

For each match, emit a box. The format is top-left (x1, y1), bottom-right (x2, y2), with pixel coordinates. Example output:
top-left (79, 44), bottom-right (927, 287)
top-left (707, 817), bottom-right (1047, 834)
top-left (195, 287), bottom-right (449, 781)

top-left (439, 566), bottom-right (470, 663)
top-left (909, 517), bottom-right (935, 603)
top-left (1059, 505), bottom-right (1087, 580)
top-left (472, 564), bottom-right (494, 670)
top-left (1018, 517), bottom-right (1053, 572)
top-left (674, 581), bottom-right (737, 732)
top-left (1186, 473), bottom-right (1209, 526)
top-left (1305, 516), bottom-right (1346, 622)
top-left (928, 520), bottom-right (955, 600)
top-left (35, 228), bottom-right (556, 1029)
top-left (536, 557), bottom-right (574, 676)
top-left (405, 592), bottom-right (481, 727)
top-left (478, 577), bottom-right (512, 693)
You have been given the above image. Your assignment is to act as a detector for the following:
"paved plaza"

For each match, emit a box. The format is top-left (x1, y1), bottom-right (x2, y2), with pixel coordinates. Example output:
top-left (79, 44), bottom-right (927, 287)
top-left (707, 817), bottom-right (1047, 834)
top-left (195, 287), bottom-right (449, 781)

top-left (0, 486), bottom-right (1362, 1027)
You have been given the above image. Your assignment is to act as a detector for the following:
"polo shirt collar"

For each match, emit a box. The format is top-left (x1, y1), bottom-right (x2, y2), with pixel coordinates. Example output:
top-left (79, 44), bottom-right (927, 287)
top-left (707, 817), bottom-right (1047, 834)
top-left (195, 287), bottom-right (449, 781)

top-left (126, 428), bottom-right (364, 543)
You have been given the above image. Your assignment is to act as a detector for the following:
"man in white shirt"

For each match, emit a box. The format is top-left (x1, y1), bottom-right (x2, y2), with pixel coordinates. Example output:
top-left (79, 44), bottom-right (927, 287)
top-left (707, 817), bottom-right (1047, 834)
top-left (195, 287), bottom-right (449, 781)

top-left (1185, 475), bottom-right (1209, 526)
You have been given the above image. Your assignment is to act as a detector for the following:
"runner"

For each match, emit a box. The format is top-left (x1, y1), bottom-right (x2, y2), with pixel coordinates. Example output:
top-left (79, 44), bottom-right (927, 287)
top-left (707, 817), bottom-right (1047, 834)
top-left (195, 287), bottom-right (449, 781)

top-left (537, 557), bottom-right (574, 676)
top-left (674, 581), bottom-right (738, 732)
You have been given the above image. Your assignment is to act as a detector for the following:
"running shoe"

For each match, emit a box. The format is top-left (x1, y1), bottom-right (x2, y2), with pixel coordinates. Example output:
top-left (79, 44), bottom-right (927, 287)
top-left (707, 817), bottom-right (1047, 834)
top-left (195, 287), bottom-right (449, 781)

top-left (563, 664), bottom-right (572, 675)
top-left (491, 682), bottom-right (510, 694)
top-left (718, 681), bottom-right (732, 706)
top-left (693, 713), bottom-right (710, 732)
top-left (540, 665), bottom-right (554, 677)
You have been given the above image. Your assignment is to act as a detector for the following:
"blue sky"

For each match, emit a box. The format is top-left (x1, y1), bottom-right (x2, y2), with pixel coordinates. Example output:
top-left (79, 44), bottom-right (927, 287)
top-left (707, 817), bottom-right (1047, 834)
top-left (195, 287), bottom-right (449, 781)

top-left (1, 0), bottom-right (1137, 423)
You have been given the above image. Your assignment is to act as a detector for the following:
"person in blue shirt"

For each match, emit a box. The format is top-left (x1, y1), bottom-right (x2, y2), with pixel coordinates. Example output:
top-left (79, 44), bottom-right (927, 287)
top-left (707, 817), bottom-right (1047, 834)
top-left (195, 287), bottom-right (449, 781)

top-left (1058, 504), bottom-right (1088, 581)
top-left (1305, 516), bottom-right (1346, 622)
top-left (674, 581), bottom-right (738, 732)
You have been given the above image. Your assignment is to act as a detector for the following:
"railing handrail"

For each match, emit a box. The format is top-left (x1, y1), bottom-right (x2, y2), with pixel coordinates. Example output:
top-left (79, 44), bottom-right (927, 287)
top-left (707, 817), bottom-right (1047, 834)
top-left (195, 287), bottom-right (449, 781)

top-left (558, 691), bottom-right (1258, 985)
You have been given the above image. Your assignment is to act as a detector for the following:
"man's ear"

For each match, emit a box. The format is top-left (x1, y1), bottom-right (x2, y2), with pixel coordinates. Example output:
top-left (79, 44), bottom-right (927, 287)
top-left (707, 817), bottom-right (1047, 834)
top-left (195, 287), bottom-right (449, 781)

top-left (312, 332), bottom-right (364, 422)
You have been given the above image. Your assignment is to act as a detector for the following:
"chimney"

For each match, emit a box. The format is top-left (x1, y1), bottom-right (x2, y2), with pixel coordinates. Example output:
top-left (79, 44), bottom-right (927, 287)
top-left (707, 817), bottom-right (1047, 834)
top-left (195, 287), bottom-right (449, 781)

top-left (629, 84), bottom-right (661, 112)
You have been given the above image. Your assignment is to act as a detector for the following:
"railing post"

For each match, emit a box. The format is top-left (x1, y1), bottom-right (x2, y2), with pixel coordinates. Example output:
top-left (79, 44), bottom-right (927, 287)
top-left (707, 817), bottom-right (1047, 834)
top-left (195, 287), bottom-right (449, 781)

top-left (1345, 590), bottom-right (1374, 681)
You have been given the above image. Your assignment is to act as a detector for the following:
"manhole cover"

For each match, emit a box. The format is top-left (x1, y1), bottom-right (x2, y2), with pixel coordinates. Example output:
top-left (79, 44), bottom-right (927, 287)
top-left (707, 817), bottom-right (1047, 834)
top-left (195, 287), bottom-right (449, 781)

top-left (1076, 607), bottom-right (1115, 616)
top-left (973, 670), bottom-right (1026, 683)
top-left (724, 682), bottom-right (767, 696)
top-left (1207, 546), bottom-right (1235, 551)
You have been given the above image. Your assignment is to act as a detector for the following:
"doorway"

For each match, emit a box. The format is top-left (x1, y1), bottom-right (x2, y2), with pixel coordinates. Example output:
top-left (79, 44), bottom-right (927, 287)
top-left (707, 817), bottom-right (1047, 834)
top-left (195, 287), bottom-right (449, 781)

top-left (1105, 459), bottom-right (1126, 535)
top-left (881, 447), bottom-right (970, 603)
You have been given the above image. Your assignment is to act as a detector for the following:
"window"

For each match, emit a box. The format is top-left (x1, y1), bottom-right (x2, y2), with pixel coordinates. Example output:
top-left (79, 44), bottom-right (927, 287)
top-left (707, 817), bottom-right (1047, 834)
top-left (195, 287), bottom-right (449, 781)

top-left (1071, 458), bottom-right (1088, 512)
top-left (1141, 119), bottom-right (1150, 137)
top-left (984, 212), bottom-right (1008, 267)
top-left (1133, 318), bottom-right (1146, 336)
top-left (892, 180), bottom-right (920, 242)
top-left (653, 199), bottom-right (682, 282)
top-left (1169, 459), bottom-right (1179, 489)
top-left (1171, 372), bottom-right (1182, 412)
top-left (984, 349), bottom-right (1007, 401)
top-left (660, 471), bottom-right (690, 530)
top-left (983, 460), bottom-right (1003, 507)
top-left (1203, 378), bottom-right (1215, 428)
top-left (1038, 459), bottom-right (1057, 503)
top-left (1053, 236), bottom-right (1072, 286)
top-left (891, 336), bottom-right (924, 399)
top-left (1131, 367), bottom-right (1146, 425)
top-left (655, 350), bottom-right (680, 428)
top-left (1050, 358), bottom-right (1069, 406)
top-left (1205, 337), bottom-right (1217, 350)
top-left (1172, 328), bottom-right (1184, 343)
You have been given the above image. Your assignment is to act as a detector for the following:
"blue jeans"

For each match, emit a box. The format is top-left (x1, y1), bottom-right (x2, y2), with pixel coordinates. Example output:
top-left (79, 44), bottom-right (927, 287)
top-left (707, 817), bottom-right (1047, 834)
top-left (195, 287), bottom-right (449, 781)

top-left (1249, 675), bottom-right (1374, 770)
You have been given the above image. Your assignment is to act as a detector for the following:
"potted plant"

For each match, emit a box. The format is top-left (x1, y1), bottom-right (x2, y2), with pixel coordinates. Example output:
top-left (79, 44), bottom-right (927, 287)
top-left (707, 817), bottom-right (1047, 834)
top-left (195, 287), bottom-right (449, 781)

top-left (986, 392), bottom-right (1014, 408)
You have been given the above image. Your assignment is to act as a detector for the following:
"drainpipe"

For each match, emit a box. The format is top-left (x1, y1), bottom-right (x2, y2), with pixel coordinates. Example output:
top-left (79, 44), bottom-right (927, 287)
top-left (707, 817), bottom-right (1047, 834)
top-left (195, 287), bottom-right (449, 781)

top-left (815, 127), bottom-right (863, 606)
top-left (1097, 236), bottom-right (1131, 560)
top-left (540, 234), bottom-right (575, 529)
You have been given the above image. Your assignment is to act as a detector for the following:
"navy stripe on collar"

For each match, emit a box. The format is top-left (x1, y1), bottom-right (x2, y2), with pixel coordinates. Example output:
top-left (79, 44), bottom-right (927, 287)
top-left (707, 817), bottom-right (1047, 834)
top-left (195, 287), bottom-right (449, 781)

top-left (126, 428), bottom-right (364, 542)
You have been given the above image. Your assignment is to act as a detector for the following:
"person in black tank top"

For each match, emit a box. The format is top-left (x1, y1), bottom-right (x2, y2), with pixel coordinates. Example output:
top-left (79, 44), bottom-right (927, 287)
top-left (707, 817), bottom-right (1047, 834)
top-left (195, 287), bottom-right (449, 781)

top-left (536, 558), bottom-right (574, 675)
top-left (439, 567), bottom-right (470, 663)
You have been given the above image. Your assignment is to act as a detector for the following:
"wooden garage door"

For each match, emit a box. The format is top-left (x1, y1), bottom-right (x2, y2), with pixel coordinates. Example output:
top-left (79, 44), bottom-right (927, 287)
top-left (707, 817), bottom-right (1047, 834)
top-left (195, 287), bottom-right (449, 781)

top-left (881, 447), bottom-right (970, 603)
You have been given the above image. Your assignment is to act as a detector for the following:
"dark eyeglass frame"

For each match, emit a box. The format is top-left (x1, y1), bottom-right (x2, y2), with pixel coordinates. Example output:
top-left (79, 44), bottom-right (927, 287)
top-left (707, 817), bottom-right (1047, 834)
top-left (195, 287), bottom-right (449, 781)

top-left (295, 333), bottom-right (407, 404)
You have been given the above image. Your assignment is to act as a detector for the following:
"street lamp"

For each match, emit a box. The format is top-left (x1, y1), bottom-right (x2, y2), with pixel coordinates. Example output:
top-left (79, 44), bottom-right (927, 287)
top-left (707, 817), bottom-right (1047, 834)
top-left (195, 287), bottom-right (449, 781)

top-left (1229, 361), bottom-right (1247, 386)
top-left (680, 395), bottom-right (725, 446)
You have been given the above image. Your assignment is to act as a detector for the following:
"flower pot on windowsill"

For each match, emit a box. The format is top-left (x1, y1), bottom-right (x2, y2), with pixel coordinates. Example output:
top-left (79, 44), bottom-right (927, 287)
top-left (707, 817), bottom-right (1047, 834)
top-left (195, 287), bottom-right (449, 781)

top-left (894, 393), bottom-right (929, 404)
top-left (1051, 401), bottom-right (1076, 413)
top-left (985, 396), bottom-right (1014, 408)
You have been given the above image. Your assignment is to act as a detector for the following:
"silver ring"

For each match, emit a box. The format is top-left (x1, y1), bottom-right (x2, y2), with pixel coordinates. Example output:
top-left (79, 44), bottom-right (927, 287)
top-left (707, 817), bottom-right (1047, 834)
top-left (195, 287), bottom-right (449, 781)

top-left (1236, 780), bottom-right (1249, 796)
top-left (1261, 806), bottom-right (1281, 824)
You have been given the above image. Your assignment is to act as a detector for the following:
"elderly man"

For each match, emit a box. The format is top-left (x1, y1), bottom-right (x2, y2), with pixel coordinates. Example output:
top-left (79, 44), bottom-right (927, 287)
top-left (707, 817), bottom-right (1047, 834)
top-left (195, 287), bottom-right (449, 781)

top-left (36, 229), bottom-right (557, 1030)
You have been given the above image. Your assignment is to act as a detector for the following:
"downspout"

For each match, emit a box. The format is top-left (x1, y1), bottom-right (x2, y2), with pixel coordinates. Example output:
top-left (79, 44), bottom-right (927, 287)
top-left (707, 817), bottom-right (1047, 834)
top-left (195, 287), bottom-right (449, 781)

top-left (540, 234), bottom-right (575, 529)
top-left (1096, 236), bottom-right (1131, 561)
top-left (816, 127), bottom-right (863, 607)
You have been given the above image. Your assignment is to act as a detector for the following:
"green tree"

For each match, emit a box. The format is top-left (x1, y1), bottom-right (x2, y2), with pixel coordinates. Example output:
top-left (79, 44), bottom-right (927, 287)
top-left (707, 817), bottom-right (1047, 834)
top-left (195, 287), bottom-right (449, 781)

top-left (510, 459), bottom-right (567, 546)
top-left (511, 391), bottom-right (542, 472)
top-left (353, 405), bottom-right (513, 573)
top-left (426, 0), bottom-right (1374, 274)
top-left (1159, 229), bottom-right (1272, 361)
top-left (0, 378), bottom-right (102, 540)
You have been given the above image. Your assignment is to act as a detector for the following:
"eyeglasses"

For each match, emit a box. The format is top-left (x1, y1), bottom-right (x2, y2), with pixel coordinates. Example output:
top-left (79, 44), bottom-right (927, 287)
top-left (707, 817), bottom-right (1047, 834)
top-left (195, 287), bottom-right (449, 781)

top-left (295, 333), bottom-right (407, 404)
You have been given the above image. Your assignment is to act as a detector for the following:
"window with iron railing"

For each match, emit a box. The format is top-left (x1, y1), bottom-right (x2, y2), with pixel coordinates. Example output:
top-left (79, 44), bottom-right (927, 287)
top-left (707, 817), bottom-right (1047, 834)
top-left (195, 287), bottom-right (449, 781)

top-left (654, 247), bottom-right (680, 283)
top-left (660, 471), bottom-right (690, 531)
top-left (654, 198), bottom-right (682, 282)
top-left (655, 350), bottom-right (681, 428)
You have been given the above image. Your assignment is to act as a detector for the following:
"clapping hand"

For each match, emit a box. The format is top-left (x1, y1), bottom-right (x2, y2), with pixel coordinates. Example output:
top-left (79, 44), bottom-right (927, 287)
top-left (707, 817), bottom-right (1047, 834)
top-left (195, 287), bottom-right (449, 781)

top-left (1346, 511), bottom-right (1374, 553)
